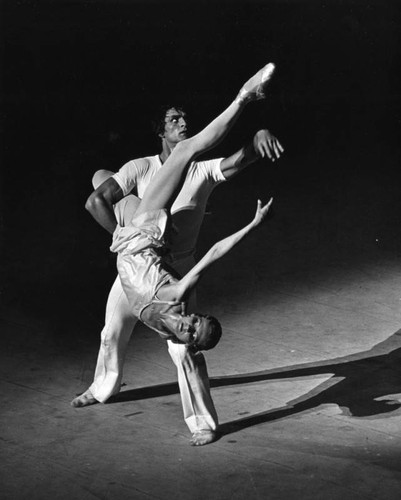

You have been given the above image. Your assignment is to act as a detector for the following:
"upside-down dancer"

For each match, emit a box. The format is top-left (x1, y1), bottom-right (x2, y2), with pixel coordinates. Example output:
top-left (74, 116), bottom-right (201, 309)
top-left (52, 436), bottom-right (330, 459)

top-left (73, 62), bottom-right (277, 445)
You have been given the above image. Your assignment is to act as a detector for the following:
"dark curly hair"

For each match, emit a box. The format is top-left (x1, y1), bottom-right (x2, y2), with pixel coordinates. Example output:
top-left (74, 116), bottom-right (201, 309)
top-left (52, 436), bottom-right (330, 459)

top-left (151, 104), bottom-right (187, 138)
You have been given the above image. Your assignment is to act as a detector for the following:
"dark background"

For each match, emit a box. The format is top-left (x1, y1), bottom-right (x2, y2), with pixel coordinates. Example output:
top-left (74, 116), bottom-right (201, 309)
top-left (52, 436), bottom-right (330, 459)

top-left (2, 0), bottom-right (400, 333)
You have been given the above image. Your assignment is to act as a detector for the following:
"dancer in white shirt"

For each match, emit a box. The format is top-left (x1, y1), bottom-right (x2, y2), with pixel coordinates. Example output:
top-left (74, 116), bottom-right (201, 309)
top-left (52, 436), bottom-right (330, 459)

top-left (72, 63), bottom-right (281, 445)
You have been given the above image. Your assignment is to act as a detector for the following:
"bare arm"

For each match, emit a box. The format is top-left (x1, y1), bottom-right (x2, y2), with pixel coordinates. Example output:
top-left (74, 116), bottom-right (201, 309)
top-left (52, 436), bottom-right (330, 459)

top-left (220, 129), bottom-right (284, 181)
top-left (85, 177), bottom-right (124, 234)
top-left (172, 198), bottom-right (273, 300)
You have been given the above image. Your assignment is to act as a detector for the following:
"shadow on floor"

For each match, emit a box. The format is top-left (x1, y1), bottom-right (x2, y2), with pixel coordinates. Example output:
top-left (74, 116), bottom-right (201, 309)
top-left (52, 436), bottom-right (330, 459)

top-left (109, 329), bottom-right (401, 436)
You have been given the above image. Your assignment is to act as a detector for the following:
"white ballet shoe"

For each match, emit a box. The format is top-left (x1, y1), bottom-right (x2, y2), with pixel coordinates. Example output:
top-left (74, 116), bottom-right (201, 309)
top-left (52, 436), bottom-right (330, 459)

top-left (235, 62), bottom-right (276, 104)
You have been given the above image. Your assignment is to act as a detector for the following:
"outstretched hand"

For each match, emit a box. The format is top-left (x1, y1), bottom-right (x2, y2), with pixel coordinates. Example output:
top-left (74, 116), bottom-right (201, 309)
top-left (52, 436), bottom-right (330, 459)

top-left (253, 129), bottom-right (284, 161)
top-left (252, 198), bottom-right (273, 227)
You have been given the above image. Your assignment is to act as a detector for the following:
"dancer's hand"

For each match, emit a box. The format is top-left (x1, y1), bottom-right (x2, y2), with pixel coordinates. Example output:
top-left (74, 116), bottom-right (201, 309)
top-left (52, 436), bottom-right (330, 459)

top-left (252, 198), bottom-right (273, 227)
top-left (177, 198), bottom-right (274, 296)
top-left (253, 129), bottom-right (284, 162)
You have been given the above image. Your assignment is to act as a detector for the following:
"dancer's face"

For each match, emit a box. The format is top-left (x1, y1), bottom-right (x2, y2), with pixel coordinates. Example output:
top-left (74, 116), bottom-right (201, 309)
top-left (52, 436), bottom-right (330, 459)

top-left (163, 313), bottom-right (210, 348)
top-left (160, 108), bottom-right (188, 146)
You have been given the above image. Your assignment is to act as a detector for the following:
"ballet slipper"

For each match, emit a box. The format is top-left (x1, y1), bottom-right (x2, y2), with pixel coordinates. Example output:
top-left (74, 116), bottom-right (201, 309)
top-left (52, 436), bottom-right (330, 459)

top-left (235, 62), bottom-right (276, 104)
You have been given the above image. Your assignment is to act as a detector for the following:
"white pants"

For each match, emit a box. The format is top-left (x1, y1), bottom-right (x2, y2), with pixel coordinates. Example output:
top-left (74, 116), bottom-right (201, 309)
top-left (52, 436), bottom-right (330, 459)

top-left (88, 175), bottom-right (218, 433)
top-left (88, 269), bottom-right (218, 433)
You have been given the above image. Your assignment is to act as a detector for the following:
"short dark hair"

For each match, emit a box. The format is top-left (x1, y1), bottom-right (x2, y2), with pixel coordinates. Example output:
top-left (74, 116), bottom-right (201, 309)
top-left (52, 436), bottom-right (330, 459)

top-left (195, 314), bottom-right (222, 351)
top-left (152, 104), bottom-right (186, 137)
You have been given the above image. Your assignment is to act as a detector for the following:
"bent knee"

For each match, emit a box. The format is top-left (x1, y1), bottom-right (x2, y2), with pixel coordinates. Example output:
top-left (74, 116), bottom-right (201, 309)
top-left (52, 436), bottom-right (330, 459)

top-left (92, 169), bottom-right (115, 189)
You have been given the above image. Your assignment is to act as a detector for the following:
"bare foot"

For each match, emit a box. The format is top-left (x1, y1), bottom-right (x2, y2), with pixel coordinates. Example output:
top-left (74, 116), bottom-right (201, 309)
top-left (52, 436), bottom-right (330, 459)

top-left (71, 389), bottom-right (98, 408)
top-left (236, 62), bottom-right (276, 104)
top-left (190, 430), bottom-right (218, 446)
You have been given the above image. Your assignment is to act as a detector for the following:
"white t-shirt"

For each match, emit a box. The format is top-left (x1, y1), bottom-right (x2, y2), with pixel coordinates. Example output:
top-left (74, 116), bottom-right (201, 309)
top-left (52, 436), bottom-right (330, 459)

top-left (112, 155), bottom-right (226, 256)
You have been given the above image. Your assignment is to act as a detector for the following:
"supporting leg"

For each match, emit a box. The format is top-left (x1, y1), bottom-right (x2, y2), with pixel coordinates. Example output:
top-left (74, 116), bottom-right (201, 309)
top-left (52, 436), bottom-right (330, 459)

top-left (167, 341), bottom-right (219, 446)
top-left (71, 172), bottom-right (139, 407)
top-left (88, 276), bottom-right (137, 402)
top-left (71, 276), bottom-right (137, 406)
top-left (165, 255), bottom-right (218, 445)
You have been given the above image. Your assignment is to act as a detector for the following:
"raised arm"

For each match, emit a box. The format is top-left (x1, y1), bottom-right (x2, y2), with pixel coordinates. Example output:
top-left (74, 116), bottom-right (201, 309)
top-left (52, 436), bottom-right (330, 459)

top-left (174, 198), bottom-right (273, 299)
top-left (85, 177), bottom-right (124, 234)
top-left (220, 129), bottom-right (284, 181)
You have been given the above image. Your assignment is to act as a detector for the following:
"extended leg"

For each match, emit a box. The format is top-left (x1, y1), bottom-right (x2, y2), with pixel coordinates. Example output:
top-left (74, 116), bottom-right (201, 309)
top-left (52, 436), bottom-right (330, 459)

top-left (135, 63), bottom-right (275, 217)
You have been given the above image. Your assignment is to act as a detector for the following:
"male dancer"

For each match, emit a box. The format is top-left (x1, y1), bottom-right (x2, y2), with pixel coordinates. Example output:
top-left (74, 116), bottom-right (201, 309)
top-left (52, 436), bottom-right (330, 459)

top-left (72, 66), bottom-right (283, 445)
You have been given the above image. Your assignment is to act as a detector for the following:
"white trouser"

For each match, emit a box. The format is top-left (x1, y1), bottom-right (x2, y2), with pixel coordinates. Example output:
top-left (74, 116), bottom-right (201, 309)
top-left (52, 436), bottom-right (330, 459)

top-left (88, 175), bottom-right (218, 432)
top-left (88, 269), bottom-right (218, 433)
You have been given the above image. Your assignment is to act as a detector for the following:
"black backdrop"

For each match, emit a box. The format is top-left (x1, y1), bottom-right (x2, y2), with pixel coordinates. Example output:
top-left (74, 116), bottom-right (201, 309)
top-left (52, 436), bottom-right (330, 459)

top-left (2, 0), bottom-right (400, 326)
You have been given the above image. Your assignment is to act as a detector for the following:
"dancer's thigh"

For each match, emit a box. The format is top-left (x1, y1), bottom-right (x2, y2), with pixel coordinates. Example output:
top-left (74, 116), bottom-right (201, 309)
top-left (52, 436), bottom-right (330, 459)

top-left (114, 195), bottom-right (141, 226)
top-left (105, 275), bottom-right (136, 331)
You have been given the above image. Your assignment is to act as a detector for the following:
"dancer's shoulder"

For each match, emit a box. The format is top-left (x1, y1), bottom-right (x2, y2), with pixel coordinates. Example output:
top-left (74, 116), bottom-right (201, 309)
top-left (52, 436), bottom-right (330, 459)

top-left (189, 158), bottom-right (225, 182)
